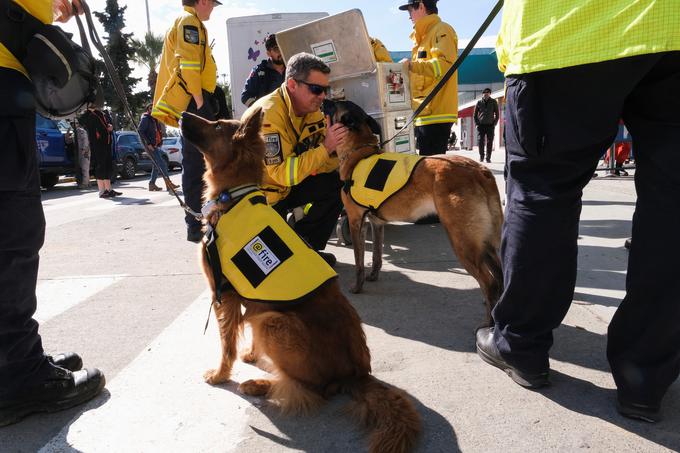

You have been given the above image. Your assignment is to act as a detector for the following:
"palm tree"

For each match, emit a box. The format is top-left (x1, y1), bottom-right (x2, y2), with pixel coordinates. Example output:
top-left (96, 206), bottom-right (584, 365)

top-left (131, 32), bottom-right (164, 93)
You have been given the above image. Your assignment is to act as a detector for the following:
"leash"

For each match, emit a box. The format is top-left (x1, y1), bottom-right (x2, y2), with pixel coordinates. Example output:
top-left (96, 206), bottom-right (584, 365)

top-left (380, 0), bottom-right (504, 148)
top-left (78, 0), bottom-right (203, 221)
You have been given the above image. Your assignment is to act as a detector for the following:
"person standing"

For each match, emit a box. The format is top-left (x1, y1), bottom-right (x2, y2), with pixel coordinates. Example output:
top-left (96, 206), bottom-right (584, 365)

top-left (0, 0), bottom-right (105, 427)
top-left (474, 87), bottom-right (499, 163)
top-left (398, 0), bottom-right (458, 156)
top-left (75, 121), bottom-right (91, 189)
top-left (80, 105), bottom-right (119, 198)
top-left (139, 104), bottom-right (179, 192)
top-left (475, 1), bottom-right (680, 423)
top-left (241, 33), bottom-right (285, 108)
top-left (153, 0), bottom-right (220, 242)
top-left (245, 53), bottom-right (348, 266)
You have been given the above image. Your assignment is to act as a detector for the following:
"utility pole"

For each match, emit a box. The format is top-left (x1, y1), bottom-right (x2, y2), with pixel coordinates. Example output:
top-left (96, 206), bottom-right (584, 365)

top-left (144, 0), bottom-right (150, 33)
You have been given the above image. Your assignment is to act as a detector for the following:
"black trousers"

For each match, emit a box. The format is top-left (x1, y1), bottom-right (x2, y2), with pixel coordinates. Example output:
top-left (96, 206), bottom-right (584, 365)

top-left (493, 52), bottom-right (680, 405)
top-left (477, 124), bottom-right (495, 160)
top-left (0, 69), bottom-right (48, 391)
top-left (414, 122), bottom-right (452, 156)
top-left (272, 171), bottom-right (343, 251)
top-left (182, 93), bottom-right (215, 233)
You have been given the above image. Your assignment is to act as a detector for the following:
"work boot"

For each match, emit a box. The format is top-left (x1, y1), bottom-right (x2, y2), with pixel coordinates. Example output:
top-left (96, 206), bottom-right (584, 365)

top-left (317, 251), bottom-right (337, 267)
top-left (48, 352), bottom-right (83, 372)
top-left (149, 182), bottom-right (162, 191)
top-left (0, 362), bottom-right (105, 427)
top-left (166, 181), bottom-right (180, 192)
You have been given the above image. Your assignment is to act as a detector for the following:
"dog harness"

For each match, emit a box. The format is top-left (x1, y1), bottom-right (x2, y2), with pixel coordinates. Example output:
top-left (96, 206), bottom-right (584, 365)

top-left (344, 153), bottom-right (424, 211)
top-left (204, 189), bottom-right (336, 304)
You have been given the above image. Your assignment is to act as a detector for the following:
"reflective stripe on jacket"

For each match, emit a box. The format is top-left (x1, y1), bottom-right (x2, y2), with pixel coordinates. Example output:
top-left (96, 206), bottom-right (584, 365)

top-left (409, 14), bottom-right (458, 127)
top-left (245, 86), bottom-right (339, 205)
top-left (152, 6), bottom-right (217, 127)
top-left (0, 0), bottom-right (51, 76)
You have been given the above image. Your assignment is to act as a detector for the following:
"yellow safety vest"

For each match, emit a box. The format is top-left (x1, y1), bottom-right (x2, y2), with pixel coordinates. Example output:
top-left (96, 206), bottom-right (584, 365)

top-left (345, 153), bottom-right (424, 211)
top-left (152, 6), bottom-right (217, 127)
top-left (0, 0), bottom-right (51, 76)
top-left (497, 1), bottom-right (680, 76)
top-left (212, 191), bottom-right (336, 303)
top-left (409, 14), bottom-right (458, 126)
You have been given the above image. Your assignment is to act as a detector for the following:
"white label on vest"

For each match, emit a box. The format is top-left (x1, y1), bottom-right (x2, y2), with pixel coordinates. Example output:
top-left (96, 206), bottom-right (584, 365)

top-left (245, 236), bottom-right (280, 274)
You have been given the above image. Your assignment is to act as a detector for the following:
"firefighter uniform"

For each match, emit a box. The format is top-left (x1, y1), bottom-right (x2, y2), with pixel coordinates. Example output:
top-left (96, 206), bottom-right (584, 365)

top-left (408, 13), bottom-right (458, 156)
top-left (371, 38), bottom-right (393, 63)
top-left (153, 5), bottom-right (218, 239)
top-left (0, 0), bottom-right (56, 394)
top-left (245, 86), bottom-right (342, 251)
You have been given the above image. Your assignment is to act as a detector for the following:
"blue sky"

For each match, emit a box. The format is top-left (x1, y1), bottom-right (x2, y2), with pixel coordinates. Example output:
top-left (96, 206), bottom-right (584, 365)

top-left (63, 0), bottom-right (502, 84)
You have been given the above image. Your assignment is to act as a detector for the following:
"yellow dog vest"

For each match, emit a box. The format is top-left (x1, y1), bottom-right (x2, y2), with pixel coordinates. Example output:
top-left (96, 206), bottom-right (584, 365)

top-left (212, 191), bottom-right (336, 303)
top-left (346, 153), bottom-right (424, 210)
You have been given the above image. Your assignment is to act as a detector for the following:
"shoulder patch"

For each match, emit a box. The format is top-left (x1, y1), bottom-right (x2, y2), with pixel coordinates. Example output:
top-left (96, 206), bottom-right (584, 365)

top-left (264, 133), bottom-right (283, 165)
top-left (183, 25), bottom-right (200, 44)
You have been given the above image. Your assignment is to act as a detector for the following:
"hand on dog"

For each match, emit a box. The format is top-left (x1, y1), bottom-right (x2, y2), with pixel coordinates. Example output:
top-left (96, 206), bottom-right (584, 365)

top-left (324, 115), bottom-right (348, 155)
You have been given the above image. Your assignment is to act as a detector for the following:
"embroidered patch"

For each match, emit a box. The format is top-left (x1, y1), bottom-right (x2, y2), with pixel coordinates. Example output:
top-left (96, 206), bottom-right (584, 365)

top-left (264, 133), bottom-right (283, 165)
top-left (183, 25), bottom-right (199, 44)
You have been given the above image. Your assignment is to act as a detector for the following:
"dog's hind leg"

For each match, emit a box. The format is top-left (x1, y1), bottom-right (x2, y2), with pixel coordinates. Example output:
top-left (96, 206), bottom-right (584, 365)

top-left (348, 213), bottom-right (369, 293)
top-left (366, 219), bottom-right (383, 282)
top-left (204, 294), bottom-right (243, 385)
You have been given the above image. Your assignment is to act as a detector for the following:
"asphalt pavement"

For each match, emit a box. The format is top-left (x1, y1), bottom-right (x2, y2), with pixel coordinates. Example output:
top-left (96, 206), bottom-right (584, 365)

top-left (0, 150), bottom-right (678, 453)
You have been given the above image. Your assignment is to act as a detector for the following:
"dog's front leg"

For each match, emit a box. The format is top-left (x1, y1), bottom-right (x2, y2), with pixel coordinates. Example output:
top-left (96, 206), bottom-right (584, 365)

top-left (349, 215), bottom-right (367, 294)
top-left (204, 294), bottom-right (242, 385)
top-left (366, 220), bottom-right (383, 282)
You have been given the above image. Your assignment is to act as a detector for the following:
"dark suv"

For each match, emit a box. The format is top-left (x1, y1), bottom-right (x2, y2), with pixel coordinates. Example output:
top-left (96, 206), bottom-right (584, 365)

top-left (114, 131), bottom-right (169, 179)
top-left (36, 113), bottom-right (75, 188)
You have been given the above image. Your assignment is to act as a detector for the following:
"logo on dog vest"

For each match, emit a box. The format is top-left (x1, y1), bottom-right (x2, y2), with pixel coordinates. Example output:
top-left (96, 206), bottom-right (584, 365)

top-left (245, 236), bottom-right (280, 274)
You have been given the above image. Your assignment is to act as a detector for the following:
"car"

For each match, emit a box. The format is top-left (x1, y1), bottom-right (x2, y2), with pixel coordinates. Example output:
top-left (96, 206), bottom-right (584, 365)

top-left (114, 131), bottom-right (169, 179)
top-left (35, 113), bottom-right (75, 188)
top-left (160, 136), bottom-right (183, 170)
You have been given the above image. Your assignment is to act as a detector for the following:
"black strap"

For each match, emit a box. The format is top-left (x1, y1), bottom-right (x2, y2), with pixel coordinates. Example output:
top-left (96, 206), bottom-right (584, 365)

top-left (204, 228), bottom-right (228, 305)
top-left (342, 179), bottom-right (354, 194)
top-left (0, 0), bottom-right (42, 61)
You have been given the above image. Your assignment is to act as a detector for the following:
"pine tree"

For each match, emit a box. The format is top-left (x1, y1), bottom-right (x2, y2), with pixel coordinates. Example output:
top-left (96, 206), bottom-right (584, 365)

top-left (94, 0), bottom-right (142, 129)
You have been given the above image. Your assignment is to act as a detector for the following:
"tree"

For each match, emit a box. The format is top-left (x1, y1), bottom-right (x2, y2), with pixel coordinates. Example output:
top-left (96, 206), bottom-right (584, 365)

top-left (131, 32), bottom-right (164, 94)
top-left (94, 0), bottom-right (142, 129)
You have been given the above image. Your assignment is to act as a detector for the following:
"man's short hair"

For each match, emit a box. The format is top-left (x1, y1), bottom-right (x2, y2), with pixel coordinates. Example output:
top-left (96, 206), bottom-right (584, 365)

top-left (265, 34), bottom-right (278, 51)
top-left (483, 88), bottom-right (492, 94)
top-left (422, 0), bottom-right (438, 14)
top-left (285, 53), bottom-right (331, 81)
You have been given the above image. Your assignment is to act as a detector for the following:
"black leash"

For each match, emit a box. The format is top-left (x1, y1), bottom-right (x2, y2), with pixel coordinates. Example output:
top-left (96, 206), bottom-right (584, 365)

top-left (79, 0), bottom-right (202, 221)
top-left (380, 0), bottom-right (504, 148)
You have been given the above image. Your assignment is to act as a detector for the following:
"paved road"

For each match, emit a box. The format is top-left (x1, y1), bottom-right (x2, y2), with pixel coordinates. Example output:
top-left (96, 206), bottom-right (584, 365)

top-left (1, 152), bottom-right (678, 453)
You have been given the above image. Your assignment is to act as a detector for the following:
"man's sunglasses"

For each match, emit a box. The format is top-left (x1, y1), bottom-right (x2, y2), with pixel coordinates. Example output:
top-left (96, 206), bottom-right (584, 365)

top-left (295, 79), bottom-right (330, 96)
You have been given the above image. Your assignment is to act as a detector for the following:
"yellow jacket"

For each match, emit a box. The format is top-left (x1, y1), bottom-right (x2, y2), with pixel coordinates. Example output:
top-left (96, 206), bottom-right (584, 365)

top-left (371, 38), bottom-right (392, 63)
top-left (152, 6), bottom-right (217, 127)
top-left (409, 14), bottom-right (458, 126)
top-left (0, 0), bottom-right (51, 76)
top-left (245, 86), bottom-right (339, 205)
top-left (497, 1), bottom-right (680, 76)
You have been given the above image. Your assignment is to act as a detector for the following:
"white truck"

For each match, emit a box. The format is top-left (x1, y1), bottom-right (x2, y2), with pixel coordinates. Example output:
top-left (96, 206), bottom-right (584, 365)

top-left (226, 12), bottom-right (328, 119)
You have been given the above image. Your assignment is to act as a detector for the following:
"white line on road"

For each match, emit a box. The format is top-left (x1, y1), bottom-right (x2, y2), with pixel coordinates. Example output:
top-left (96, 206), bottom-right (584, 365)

top-left (35, 275), bottom-right (127, 323)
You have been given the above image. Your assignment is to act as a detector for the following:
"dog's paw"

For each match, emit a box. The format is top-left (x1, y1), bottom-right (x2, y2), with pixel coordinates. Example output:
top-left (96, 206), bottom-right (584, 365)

top-left (349, 283), bottom-right (363, 294)
top-left (366, 269), bottom-right (380, 281)
top-left (241, 350), bottom-right (258, 364)
top-left (203, 368), bottom-right (230, 385)
top-left (238, 379), bottom-right (271, 396)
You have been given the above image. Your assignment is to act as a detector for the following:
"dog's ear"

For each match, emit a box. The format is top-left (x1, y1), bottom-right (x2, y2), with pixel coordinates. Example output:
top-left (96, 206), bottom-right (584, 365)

top-left (365, 114), bottom-right (382, 139)
top-left (237, 107), bottom-right (263, 139)
top-left (339, 112), bottom-right (358, 130)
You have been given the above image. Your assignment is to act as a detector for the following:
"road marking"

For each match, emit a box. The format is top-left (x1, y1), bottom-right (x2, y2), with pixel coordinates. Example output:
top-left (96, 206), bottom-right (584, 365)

top-left (35, 275), bottom-right (127, 323)
top-left (40, 290), bottom-right (266, 453)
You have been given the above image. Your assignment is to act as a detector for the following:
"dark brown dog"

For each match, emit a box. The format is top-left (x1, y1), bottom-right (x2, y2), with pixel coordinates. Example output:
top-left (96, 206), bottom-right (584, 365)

top-left (180, 109), bottom-right (421, 453)
top-left (327, 100), bottom-right (504, 323)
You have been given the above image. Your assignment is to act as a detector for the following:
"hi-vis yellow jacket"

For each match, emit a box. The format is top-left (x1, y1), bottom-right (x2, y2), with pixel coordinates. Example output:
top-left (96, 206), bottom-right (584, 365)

top-left (152, 6), bottom-right (217, 127)
top-left (409, 14), bottom-right (458, 127)
top-left (246, 86), bottom-right (339, 205)
top-left (213, 191), bottom-right (336, 302)
top-left (345, 153), bottom-right (424, 211)
top-left (0, 0), bottom-right (51, 77)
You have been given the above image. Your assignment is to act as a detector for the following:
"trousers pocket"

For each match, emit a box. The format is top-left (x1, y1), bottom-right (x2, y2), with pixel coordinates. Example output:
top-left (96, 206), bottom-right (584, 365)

top-left (506, 76), bottom-right (544, 158)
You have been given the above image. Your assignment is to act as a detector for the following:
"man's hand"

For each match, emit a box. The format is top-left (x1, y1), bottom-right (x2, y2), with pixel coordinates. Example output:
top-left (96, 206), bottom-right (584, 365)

top-left (323, 116), bottom-right (348, 156)
top-left (53, 0), bottom-right (83, 23)
top-left (194, 94), bottom-right (204, 110)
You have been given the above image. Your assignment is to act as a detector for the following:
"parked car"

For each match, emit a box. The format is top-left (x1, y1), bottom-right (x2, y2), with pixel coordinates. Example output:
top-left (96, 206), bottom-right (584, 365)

top-left (35, 113), bottom-right (75, 189)
top-left (114, 131), bottom-right (169, 179)
top-left (160, 136), bottom-right (183, 170)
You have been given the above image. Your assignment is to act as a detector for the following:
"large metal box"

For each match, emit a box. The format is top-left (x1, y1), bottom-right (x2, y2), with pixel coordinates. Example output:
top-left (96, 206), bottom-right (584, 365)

top-left (276, 9), bottom-right (376, 80)
top-left (374, 110), bottom-right (416, 155)
top-left (375, 62), bottom-right (412, 112)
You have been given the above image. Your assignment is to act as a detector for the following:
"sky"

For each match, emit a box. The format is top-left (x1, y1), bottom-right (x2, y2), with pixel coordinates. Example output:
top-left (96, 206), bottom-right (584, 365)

top-left (62, 0), bottom-right (503, 89)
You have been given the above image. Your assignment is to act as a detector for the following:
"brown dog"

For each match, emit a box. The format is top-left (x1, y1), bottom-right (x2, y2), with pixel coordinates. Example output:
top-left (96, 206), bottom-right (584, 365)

top-left (180, 109), bottom-right (421, 453)
top-left (327, 100), bottom-right (504, 323)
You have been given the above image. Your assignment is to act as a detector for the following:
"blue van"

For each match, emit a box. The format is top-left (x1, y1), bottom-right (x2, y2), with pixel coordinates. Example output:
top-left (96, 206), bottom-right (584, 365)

top-left (35, 113), bottom-right (75, 188)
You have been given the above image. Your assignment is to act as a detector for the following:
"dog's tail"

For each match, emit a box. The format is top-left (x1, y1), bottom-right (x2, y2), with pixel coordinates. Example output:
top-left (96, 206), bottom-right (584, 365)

top-left (347, 375), bottom-right (421, 453)
top-left (483, 242), bottom-right (504, 307)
